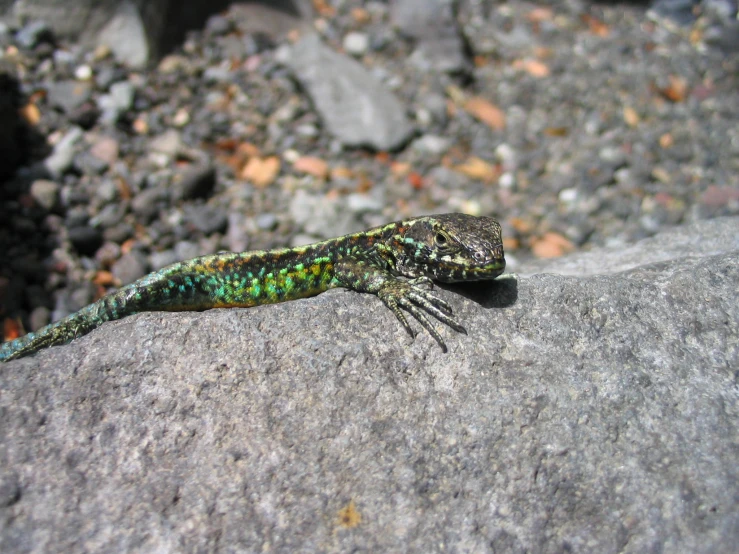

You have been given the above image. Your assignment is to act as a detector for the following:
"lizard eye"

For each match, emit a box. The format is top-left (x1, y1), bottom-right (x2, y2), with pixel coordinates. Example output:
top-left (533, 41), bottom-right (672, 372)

top-left (434, 232), bottom-right (448, 247)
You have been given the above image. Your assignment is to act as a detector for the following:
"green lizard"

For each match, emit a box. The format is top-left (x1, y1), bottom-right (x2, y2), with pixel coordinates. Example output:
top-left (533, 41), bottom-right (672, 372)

top-left (1, 213), bottom-right (505, 361)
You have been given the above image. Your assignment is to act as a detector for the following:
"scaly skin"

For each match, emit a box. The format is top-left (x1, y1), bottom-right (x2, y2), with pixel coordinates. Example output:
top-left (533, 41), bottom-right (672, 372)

top-left (1, 213), bottom-right (505, 361)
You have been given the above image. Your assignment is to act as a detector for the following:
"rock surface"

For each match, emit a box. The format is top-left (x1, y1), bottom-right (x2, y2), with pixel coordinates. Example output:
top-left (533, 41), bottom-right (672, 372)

top-left (1, 218), bottom-right (737, 552)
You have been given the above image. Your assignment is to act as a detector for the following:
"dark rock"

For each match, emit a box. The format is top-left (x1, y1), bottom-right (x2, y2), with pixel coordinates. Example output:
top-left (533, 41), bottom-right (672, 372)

top-left (0, 65), bottom-right (24, 181)
top-left (25, 284), bottom-right (51, 311)
top-left (68, 102), bottom-right (100, 129)
top-left (171, 163), bottom-right (217, 201)
top-left (67, 225), bottom-right (103, 256)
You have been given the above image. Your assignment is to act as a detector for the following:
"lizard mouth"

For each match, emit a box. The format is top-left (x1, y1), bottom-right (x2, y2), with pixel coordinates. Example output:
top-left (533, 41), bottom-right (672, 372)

top-left (431, 254), bottom-right (506, 283)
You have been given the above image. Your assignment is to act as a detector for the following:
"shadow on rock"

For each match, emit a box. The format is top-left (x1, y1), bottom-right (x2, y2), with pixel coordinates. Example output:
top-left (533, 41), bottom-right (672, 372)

top-left (441, 274), bottom-right (518, 309)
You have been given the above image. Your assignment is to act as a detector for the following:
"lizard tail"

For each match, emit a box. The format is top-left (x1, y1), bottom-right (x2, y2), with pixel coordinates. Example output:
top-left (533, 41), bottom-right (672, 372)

top-left (0, 282), bottom-right (149, 362)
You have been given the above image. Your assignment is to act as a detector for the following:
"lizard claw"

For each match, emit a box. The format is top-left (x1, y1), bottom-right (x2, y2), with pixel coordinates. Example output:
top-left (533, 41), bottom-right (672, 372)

top-left (378, 279), bottom-right (465, 352)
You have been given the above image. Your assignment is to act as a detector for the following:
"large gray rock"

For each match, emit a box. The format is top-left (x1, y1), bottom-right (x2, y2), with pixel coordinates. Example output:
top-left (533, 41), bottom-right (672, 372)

top-left (285, 33), bottom-right (415, 151)
top-left (1, 217), bottom-right (738, 552)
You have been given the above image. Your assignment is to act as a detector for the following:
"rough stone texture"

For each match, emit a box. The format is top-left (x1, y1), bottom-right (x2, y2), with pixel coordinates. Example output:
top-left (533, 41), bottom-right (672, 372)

top-left (1, 218), bottom-right (738, 553)
top-left (285, 32), bottom-right (415, 151)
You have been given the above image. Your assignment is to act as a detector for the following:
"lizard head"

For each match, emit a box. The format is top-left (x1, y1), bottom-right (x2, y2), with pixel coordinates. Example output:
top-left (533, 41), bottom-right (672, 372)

top-left (395, 213), bottom-right (506, 282)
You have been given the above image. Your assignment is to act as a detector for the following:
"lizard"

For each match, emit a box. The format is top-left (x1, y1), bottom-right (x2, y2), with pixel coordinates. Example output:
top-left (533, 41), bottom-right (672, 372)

top-left (0, 213), bottom-right (505, 362)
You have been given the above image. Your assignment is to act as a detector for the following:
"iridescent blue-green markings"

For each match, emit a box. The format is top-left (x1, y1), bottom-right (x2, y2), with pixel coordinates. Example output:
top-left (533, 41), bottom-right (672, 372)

top-left (1, 213), bottom-right (505, 361)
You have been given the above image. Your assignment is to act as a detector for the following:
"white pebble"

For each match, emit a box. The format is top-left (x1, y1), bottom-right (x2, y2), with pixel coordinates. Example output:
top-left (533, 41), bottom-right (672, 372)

top-left (343, 32), bottom-right (369, 56)
top-left (74, 64), bottom-right (93, 80)
top-left (559, 188), bottom-right (578, 203)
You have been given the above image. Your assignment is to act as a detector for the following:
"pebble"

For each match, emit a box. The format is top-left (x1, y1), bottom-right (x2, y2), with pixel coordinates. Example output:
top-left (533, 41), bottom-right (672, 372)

top-left (97, 81), bottom-right (135, 123)
top-left (103, 222), bottom-right (135, 244)
top-left (347, 193), bottom-right (383, 213)
top-left (131, 188), bottom-right (166, 221)
top-left (90, 203), bottom-right (126, 228)
top-left (149, 129), bottom-right (182, 158)
top-left (226, 213), bottom-right (250, 252)
top-left (112, 250), bottom-right (149, 285)
top-left (29, 179), bottom-right (60, 211)
top-left (73, 151), bottom-right (109, 175)
top-left (558, 188), bottom-right (579, 204)
top-left (150, 249), bottom-right (180, 271)
top-left (47, 81), bottom-right (93, 114)
top-left (184, 204), bottom-right (228, 235)
top-left (65, 283), bottom-right (95, 313)
top-left (53, 50), bottom-right (76, 66)
top-left (44, 126), bottom-right (84, 178)
top-left (255, 213), bottom-right (278, 231)
top-left (94, 241), bottom-right (122, 266)
top-left (15, 21), bottom-right (53, 49)
top-left (174, 241), bottom-right (202, 261)
top-left (74, 65), bottom-right (93, 81)
top-left (29, 306), bottom-right (51, 332)
top-left (343, 32), bottom-right (370, 56)
top-left (89, 137), bottom-right (120, 166)
top-left (411, 135), bottom-right (451, 155)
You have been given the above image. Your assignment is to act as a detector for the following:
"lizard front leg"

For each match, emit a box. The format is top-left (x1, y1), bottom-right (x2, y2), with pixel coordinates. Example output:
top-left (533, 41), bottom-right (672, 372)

top-left (333, 258), bottom-right (466, 352)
